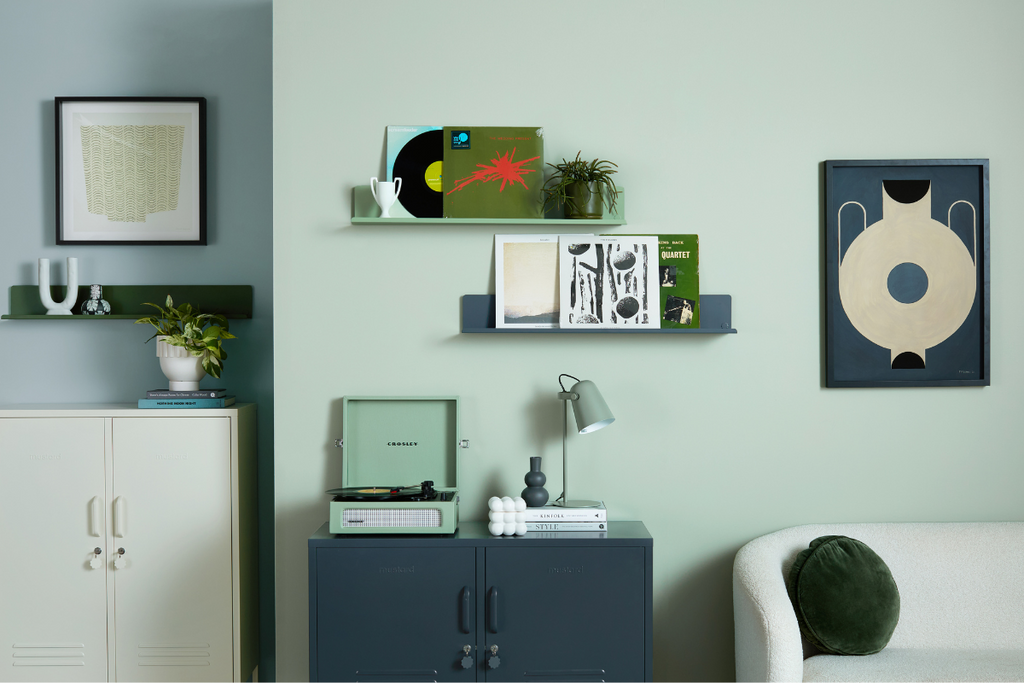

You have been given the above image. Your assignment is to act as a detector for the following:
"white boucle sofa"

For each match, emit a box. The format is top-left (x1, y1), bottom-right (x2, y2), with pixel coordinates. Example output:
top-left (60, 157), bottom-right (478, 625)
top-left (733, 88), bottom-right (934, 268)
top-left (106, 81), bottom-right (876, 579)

top-left (732, 522), bottom-right (1024, 682)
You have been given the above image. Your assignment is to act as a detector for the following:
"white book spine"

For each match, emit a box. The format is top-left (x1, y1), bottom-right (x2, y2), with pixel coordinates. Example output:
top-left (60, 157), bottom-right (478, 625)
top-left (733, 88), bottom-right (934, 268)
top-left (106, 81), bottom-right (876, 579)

top-left (521, 508), bottom-right (607, 522)
top-left (526, 522), bottom-right (609, 532)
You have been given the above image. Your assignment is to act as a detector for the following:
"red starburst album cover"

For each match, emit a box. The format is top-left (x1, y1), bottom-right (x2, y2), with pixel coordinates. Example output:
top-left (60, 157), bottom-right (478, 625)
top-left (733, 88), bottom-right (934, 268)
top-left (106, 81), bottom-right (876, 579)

top-left (443, 126), bottom-right (544, 219)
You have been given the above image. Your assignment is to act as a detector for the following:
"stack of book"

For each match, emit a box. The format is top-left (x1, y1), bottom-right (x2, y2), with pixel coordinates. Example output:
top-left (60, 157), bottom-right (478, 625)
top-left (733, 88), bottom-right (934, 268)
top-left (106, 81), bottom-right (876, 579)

top-left (138, 388), bottom-right (236, 409)
top-left (522, 502), bottom-right (607, 532)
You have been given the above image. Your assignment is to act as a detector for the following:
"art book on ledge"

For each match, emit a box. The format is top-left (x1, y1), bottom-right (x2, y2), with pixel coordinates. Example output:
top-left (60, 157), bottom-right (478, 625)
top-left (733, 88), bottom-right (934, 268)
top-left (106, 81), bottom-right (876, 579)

top-left (495, 233), bottom-right (598, 329)
top-left (558, 235), bottom-right (659, 328)
top-left (442, 126), bottom-right (544, 219)
top-left (657, 234), bottom-right (699, 328)
top-left (606, 234), bottom-right (700, 328)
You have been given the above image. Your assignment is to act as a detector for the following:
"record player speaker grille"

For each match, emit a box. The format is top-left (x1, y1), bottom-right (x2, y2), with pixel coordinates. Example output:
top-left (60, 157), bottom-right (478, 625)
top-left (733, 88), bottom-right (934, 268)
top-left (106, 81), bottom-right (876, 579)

top-left (342, 508), bottom-right (442, 528)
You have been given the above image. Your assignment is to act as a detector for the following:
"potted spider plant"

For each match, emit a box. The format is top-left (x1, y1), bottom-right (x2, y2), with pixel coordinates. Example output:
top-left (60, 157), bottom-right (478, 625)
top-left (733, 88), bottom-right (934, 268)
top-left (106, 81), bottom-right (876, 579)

top-left (135, 295), bottom-right (236, 390)
top-left (541, 152), bottom-right (619, 219)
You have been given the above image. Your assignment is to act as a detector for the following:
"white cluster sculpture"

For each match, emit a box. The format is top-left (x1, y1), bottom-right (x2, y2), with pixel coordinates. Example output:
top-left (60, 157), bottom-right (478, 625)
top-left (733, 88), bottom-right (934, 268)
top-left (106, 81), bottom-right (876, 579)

top-left (487, 496), bottom-right (527, 536)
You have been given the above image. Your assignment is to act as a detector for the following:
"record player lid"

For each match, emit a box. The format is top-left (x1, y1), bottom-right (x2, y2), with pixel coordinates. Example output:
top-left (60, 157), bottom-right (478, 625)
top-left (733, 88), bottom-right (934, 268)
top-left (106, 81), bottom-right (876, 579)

top-left (341, 397), bottom-right (460, 490)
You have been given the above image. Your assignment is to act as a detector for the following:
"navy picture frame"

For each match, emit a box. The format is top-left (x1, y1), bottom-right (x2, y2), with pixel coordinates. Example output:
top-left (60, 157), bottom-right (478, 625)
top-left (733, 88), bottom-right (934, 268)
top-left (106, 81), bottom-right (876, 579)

top-left (55, 97), bottom-right (207, 245)
top-left (824, 159), bottom-right (990, 388)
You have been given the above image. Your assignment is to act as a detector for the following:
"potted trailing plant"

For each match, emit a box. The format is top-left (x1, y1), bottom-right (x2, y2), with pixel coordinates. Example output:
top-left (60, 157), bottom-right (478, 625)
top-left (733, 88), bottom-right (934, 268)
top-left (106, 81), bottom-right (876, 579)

top-left (135, 295), bottom-right (236, 389)
top-left (541, 152), bottom-right (619, 219)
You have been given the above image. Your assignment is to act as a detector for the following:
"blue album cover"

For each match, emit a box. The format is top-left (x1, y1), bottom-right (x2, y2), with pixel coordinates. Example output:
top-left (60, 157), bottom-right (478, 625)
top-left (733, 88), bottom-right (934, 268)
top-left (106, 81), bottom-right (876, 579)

top-left (386, 125), bottom-right (442, 218)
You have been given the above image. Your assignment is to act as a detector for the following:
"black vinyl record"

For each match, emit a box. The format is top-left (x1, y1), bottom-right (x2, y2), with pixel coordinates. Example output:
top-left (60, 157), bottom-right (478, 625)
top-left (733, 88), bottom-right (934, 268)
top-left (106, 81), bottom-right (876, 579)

top-left (326, 481), bottom-right (438, 502)
top-left (392, 130), bottom-right (443, 218)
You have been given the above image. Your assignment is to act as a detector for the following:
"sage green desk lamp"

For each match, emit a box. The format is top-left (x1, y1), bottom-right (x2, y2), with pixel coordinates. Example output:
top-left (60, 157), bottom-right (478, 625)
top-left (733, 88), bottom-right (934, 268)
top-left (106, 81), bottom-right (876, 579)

top-left (556, 373), bottom-right (615, 508)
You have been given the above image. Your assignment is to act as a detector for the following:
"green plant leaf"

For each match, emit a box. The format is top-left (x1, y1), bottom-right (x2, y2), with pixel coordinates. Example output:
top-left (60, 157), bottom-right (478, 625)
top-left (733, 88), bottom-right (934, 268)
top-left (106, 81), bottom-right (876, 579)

top-left (540, 150), bottom-right (619, 213)
top-left (134, 297), bottom-right (236, 371)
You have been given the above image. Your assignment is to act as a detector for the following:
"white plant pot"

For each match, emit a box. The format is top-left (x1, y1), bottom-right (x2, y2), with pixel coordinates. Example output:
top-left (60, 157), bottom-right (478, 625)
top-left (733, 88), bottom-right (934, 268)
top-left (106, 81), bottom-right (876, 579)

top-left (156, 336), bottom-right (206, 390)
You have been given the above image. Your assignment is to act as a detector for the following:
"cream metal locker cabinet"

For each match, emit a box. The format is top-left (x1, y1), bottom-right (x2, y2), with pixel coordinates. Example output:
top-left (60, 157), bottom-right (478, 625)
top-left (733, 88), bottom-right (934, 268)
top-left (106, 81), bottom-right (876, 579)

top-left (0, 404), bottom-right (259, 682)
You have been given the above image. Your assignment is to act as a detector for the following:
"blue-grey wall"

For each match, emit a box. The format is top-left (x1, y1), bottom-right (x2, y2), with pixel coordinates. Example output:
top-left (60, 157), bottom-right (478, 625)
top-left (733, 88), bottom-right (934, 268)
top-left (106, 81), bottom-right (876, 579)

top-left (0, 1), bottom-right (275, 678)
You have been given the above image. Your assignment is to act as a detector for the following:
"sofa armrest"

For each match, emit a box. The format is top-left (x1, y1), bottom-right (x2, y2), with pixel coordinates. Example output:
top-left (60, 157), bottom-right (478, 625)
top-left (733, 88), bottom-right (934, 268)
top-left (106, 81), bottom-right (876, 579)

top-left (733, 536), bottom-right (805, 682)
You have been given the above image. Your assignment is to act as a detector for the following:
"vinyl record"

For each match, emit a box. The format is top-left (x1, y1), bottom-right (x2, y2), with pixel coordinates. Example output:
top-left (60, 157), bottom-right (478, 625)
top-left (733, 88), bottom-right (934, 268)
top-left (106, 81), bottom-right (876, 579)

top-left (326, 481), bottom-right (438, 502)
top-left (392, 129), bottom-right (443, 218)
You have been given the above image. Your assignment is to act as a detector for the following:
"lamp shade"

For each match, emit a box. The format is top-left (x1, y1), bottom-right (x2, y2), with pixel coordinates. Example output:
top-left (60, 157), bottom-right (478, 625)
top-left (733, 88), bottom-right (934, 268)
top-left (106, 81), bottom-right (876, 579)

top-left (569, 379), bottom-right (615, 434)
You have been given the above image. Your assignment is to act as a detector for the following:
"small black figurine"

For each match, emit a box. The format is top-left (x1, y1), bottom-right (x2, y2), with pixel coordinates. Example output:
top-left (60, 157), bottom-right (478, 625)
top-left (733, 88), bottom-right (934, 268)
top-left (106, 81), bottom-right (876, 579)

top-left (521, 456), bottom-right (549, 507)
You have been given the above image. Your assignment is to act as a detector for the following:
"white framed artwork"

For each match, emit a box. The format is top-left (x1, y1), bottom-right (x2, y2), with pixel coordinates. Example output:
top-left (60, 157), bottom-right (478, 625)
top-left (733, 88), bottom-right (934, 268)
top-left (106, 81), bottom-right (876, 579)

top-left (56, 97), bottom-right (206, 245)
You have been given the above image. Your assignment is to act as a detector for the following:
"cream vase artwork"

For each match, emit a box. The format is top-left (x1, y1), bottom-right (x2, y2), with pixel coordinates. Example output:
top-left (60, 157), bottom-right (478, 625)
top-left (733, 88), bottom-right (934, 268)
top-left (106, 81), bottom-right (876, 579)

top-left (838, 184), bottom-right (976, 368)
top-left (825, 159), bottom-right (989, 388)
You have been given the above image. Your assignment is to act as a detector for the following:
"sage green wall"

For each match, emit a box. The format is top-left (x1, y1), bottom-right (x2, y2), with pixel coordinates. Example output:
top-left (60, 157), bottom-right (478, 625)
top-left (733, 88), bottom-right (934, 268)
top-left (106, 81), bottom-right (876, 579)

top-left (273, 1), bottom-right (1024, 680)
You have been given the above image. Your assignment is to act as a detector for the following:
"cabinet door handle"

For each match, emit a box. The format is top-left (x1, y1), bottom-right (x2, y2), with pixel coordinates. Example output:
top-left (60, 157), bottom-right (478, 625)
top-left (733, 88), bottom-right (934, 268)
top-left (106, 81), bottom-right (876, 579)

top-left (488, 587), bottom-right (499, 633)
top-left (113, 496), bottom-right (127, 538)
top-left (89, 497), bottom-right (103, 537)
top-left (459, 586), bottom-right (471, 634)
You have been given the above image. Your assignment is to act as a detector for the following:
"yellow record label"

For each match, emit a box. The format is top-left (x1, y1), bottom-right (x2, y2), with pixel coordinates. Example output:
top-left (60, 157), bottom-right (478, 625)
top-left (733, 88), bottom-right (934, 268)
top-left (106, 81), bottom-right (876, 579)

top-left (425, 161), bottom-right (443, 192)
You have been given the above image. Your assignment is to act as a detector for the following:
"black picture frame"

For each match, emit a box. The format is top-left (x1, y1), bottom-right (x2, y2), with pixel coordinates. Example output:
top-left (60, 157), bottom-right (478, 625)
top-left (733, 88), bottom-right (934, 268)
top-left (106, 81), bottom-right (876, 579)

top-left (824, 159), bottom-right (990, 388)
top-left (56, 97), bottom-right (206, 245)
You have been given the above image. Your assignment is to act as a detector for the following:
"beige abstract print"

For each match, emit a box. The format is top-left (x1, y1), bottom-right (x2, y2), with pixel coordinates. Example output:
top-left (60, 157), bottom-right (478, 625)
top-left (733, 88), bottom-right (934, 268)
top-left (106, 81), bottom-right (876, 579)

top-left (80, 125), bottom-right (185, 222)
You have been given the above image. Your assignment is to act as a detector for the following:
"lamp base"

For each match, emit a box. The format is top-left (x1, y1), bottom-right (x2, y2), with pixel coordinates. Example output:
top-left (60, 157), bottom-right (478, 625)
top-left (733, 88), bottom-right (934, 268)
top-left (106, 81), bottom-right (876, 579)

top-left (554, 499), bottom-right (603, 508)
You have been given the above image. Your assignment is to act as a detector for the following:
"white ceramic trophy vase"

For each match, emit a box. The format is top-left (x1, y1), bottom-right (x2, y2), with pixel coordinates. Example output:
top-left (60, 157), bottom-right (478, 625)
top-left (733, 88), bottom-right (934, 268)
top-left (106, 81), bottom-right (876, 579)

top-left (370, 177), bottom-right (402, 218)
top-left (156, 336), bottom-right (206, 390)
top-left (37, 257), bottom-right (79, 315)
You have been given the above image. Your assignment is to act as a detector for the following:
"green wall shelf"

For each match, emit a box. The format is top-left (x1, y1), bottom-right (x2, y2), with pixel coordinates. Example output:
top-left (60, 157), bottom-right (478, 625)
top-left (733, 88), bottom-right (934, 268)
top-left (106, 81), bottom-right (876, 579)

top-left (2, 285), bottom-right (253, 320)
top-left (351, 185), bottom-right (626, 225)
top-left (462, 294), bottom-right (736, 333)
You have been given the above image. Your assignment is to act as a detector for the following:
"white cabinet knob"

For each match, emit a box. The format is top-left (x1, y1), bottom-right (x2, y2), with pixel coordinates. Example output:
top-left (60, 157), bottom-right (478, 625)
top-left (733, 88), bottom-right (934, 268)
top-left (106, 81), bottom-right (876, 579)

top-left (114, 548), bottom-right (126, 569)
top-left (89, 548), bottom-right (102, 569)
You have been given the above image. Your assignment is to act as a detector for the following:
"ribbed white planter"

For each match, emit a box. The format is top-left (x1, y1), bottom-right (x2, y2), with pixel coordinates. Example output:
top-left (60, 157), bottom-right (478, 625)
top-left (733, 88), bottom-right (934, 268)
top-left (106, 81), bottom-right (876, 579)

top-left (156, 336), bottom-right (206, 390)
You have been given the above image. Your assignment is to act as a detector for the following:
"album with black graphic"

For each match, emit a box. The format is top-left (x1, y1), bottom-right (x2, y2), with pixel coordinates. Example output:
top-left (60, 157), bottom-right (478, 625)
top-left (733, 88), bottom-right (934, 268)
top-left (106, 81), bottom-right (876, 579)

top-left (386, 125), bottom-right (443, 218)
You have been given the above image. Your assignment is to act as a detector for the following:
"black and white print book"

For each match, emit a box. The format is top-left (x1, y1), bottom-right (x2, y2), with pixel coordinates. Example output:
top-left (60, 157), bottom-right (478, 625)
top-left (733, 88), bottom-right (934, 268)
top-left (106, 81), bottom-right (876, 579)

top-left (558, 235), bottom-right (659, 329)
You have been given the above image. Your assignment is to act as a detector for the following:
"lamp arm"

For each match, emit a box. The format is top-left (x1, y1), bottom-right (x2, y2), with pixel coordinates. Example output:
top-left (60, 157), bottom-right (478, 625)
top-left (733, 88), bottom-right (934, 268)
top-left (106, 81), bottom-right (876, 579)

top-left (561, 394), bottom-right (569, 505)
top-left (558, 373), bottom-right (581, 393)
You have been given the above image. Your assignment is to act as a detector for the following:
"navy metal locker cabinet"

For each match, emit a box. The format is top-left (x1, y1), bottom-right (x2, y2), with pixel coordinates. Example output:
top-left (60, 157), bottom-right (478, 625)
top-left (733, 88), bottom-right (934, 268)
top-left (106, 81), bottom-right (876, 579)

top-left (483, 546), bottom-right (646, 681)
top-left (309, 521), bottom-right (653, 682)
top-left (313, 547), bottom-right (477, 681)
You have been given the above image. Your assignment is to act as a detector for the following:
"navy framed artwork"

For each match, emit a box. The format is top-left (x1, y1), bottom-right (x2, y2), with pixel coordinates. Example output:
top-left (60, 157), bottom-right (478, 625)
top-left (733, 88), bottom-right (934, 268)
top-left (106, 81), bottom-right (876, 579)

top-left (824, 159), bottom-right (990, 388)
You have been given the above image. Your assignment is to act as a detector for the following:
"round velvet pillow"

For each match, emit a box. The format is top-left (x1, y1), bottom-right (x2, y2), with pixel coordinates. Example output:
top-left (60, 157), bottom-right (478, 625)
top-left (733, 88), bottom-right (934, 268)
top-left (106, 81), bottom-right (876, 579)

top-left (787, 535), bottom-right (900, 656)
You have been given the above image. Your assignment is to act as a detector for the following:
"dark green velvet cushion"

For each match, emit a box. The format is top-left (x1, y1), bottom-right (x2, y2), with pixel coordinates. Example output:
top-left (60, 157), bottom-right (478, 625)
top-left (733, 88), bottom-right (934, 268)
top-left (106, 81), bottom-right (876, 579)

top-left (787, 535), bottom-right (900, 656)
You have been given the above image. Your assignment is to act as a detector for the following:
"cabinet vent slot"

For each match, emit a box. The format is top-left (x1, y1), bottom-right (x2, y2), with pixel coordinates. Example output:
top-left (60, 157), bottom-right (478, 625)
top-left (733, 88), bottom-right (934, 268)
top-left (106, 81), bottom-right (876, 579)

top-left (343, 508), bottom-right (442, 527)
top-left (354, 670), bottom-right (438, 677)
top-left (137, 643), bottom-right (212, 667)
top-left (138, 643), bottom-right (210, 649)
top-left (524, 669), bottom-right (607, 677)
top-left (12, 643), bottom-right (86, 667)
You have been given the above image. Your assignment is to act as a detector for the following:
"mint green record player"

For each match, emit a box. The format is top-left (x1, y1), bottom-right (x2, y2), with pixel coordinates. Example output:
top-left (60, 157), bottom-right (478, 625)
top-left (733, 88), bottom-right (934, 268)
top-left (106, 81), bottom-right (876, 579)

top-left (328, 396), bottom-right (465, 534)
